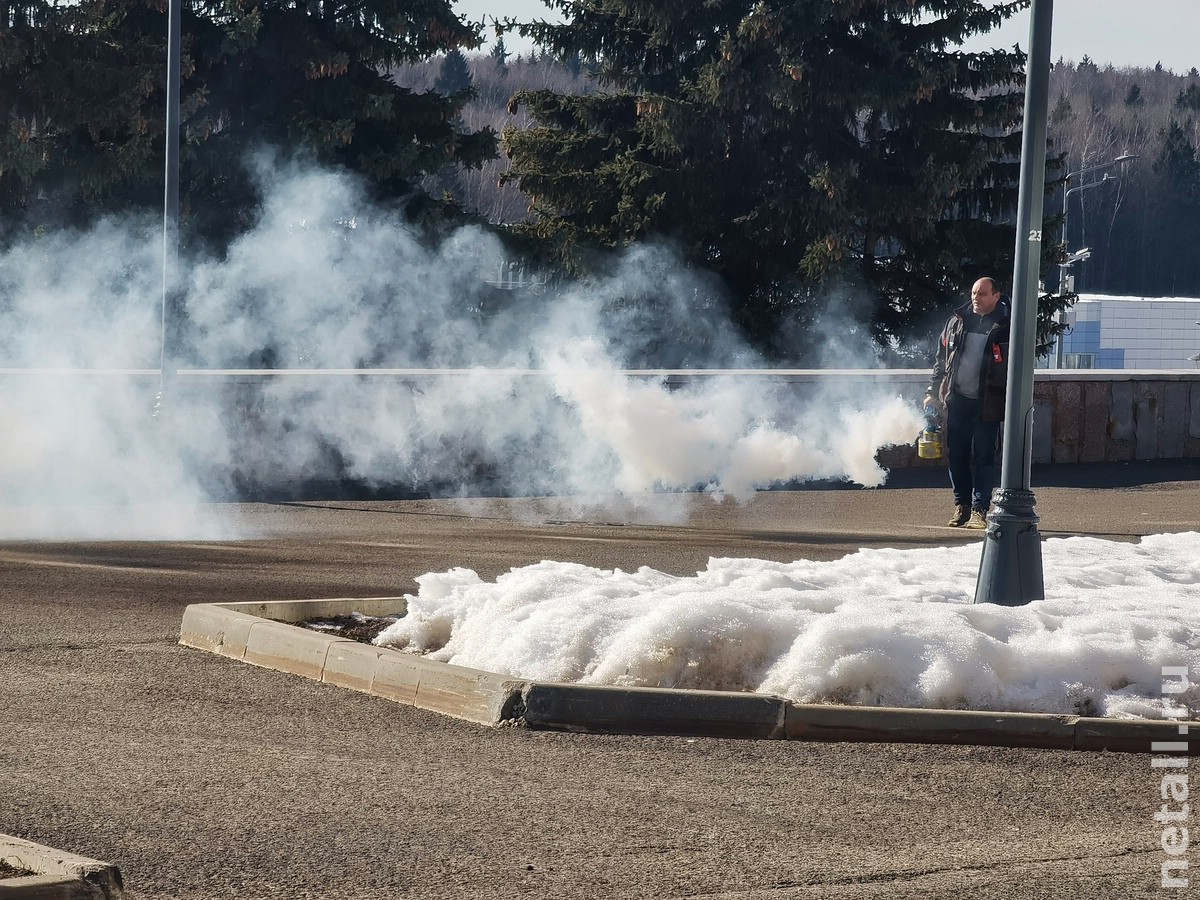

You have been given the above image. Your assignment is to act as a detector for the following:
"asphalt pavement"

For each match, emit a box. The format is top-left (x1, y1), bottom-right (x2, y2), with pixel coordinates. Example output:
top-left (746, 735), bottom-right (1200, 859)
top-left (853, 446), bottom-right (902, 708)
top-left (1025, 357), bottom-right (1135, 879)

top-left (3, 460), bottom-right (1199, 899)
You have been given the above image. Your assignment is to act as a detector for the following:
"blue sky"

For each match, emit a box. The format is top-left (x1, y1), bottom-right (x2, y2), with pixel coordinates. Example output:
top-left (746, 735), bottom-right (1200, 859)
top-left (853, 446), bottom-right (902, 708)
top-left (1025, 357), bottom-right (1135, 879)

top-left (454, 0), bottom-right (1199, 72)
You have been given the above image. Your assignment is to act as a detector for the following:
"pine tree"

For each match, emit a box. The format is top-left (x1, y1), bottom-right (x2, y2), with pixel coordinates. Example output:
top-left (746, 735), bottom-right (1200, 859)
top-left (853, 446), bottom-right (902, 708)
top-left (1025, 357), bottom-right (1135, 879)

top-left (0, 0), bottom-right (166, 230)
top-left (1050, 94), bottom-right (1073, 123)
top-left (1176, 84), bottom-right (1200, 113)
top-left (489, 36), bottom-right (510, 75)
top-left (0, 0), bottom-right (496, 244)
top-left (1156, 121), bottom-right (1200, 200)
top-left (560, 50), bottom-right (582, 80)
top-left (1150, 120), bottom-right (1200, 293)
top-left (502, 0), bottom-right (1041, 359)
top-left (435, 48), bottom-right (473, 95)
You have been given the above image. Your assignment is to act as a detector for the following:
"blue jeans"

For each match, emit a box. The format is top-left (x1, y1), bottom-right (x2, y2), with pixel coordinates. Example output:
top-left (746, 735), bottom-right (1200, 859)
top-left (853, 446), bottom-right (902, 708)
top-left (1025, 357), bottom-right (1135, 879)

top-left (945, 393), bottom-right (1001, 510)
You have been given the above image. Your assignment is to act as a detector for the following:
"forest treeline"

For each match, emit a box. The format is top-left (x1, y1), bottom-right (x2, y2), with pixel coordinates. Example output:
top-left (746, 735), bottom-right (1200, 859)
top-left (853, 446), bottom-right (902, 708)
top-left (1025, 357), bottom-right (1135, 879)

top-left (1048, 58), bottom-right (1200, 296)
top-left (411, 50), bottom-right (1200, 304)
top-left (2, 0), bottom-right (1198, 362)
top-left (395, 48), bottom-right (598, 226)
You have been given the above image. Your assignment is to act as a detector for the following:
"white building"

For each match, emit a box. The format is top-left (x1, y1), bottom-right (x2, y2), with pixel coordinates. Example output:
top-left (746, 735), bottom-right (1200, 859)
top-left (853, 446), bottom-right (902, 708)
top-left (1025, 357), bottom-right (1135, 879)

top-left (1057, 294), bottom-right (1200, 369)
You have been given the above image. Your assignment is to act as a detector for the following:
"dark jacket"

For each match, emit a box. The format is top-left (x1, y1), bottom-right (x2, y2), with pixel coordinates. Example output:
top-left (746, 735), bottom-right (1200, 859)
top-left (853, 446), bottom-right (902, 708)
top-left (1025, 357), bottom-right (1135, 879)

top-left (928, 299), bottom-right (1011, 423)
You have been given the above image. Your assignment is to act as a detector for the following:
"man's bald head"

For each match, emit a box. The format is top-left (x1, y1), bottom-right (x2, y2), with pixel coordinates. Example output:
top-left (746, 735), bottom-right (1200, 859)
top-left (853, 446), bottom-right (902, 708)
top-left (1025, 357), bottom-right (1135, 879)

top-left (971, 277), bottom-right (1001, 315)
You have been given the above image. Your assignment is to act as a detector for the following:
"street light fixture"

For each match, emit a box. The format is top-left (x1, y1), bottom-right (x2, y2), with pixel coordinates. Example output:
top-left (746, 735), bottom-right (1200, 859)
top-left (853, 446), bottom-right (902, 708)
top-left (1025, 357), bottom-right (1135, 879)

top-left (1060, 170), bottom-right (1122, 292)
top-left (1052, 154), bottom-right (1138, 366)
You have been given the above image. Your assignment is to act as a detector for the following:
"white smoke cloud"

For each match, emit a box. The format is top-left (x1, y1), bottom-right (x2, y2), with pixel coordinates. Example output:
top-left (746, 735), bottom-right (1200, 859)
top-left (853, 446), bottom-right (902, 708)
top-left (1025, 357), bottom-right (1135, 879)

top-left (0, 156), bottom-right (922, 539)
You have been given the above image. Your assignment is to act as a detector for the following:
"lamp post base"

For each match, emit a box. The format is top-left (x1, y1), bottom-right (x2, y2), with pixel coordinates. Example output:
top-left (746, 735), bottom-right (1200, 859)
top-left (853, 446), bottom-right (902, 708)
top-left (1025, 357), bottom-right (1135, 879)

top-left (975, 489), bottom-right (1045, 606)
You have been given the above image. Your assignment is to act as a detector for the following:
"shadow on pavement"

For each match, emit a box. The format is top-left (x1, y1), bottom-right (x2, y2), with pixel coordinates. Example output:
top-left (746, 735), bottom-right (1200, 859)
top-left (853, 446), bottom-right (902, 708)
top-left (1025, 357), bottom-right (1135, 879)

top-left (868, 459), bottom-right (1200, 491)
top-left (239, 459), bottom-right (1200, 503)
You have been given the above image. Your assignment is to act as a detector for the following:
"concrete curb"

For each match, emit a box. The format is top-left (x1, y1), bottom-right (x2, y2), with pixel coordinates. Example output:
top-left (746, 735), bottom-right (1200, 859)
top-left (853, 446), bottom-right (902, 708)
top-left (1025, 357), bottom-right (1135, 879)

top-left (179, 599), bottom-right (1200, 753)
top-left (0, 835), bottom-right (124, 899)
top-left (521, 683), bottom-right (787, 739)
top-left (180, 599), bottom-right (524, 726)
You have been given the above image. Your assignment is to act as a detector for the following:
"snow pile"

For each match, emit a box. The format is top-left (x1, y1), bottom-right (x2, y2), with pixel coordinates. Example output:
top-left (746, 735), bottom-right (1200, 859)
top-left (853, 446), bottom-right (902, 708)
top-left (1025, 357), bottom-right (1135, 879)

top-left (376, 532), bottom-right (1200, 719)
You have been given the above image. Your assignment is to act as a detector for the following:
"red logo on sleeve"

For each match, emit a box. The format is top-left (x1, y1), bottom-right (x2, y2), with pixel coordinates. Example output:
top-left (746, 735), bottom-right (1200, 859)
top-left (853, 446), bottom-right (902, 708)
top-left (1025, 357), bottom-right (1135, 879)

top-left (992, 344), bottom-right (1004, 363)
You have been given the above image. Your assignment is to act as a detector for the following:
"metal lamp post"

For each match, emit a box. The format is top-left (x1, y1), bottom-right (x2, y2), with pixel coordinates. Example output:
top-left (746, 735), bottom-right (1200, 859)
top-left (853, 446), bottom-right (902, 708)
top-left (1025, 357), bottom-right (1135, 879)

top-left (1059, 175), bottom-right (1114, 291)
top-left (1053, 154), bottom-right (1138, 366)
top-left (974, 0), bottom-right (1053, 606)
top-left (157, 0), bottom-right (182, 408)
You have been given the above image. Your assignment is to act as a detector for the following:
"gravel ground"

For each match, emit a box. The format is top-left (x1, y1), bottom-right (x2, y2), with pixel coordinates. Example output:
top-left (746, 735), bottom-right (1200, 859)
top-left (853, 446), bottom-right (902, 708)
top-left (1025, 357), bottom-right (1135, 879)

top-left (3, 468), bottom-right (1197, 898)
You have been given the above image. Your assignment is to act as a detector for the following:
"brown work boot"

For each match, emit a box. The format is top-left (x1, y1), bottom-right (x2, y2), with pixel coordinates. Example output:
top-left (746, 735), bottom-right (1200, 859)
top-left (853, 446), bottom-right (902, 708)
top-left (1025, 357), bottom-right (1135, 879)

top-left (965, 508), bottom-right (988, 529)
top-left (947, 504), bottom-right (969, 527)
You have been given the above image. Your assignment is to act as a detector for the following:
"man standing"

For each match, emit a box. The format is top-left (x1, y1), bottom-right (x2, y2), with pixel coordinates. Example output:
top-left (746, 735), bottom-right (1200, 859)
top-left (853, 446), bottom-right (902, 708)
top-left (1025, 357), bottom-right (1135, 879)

top-left (924, 277), bottom-right (1011, 529)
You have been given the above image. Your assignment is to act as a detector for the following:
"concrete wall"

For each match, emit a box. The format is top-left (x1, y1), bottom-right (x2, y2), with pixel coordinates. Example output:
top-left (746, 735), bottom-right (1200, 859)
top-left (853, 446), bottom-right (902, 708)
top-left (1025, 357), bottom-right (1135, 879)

top-left (4, 370), bottom-right (1200, 493)
top-left (661, 369), bottom-right (1200, 470)
top-left (871, 370), bottom-right (1200, 469)
top-left (1033, 373), bottom-right (1200, 464)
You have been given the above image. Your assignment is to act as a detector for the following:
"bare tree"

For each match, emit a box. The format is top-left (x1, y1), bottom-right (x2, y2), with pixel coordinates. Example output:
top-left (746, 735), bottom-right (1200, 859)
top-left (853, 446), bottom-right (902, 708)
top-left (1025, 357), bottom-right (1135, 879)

top-left (394, 53), bottom-right (596, 224)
